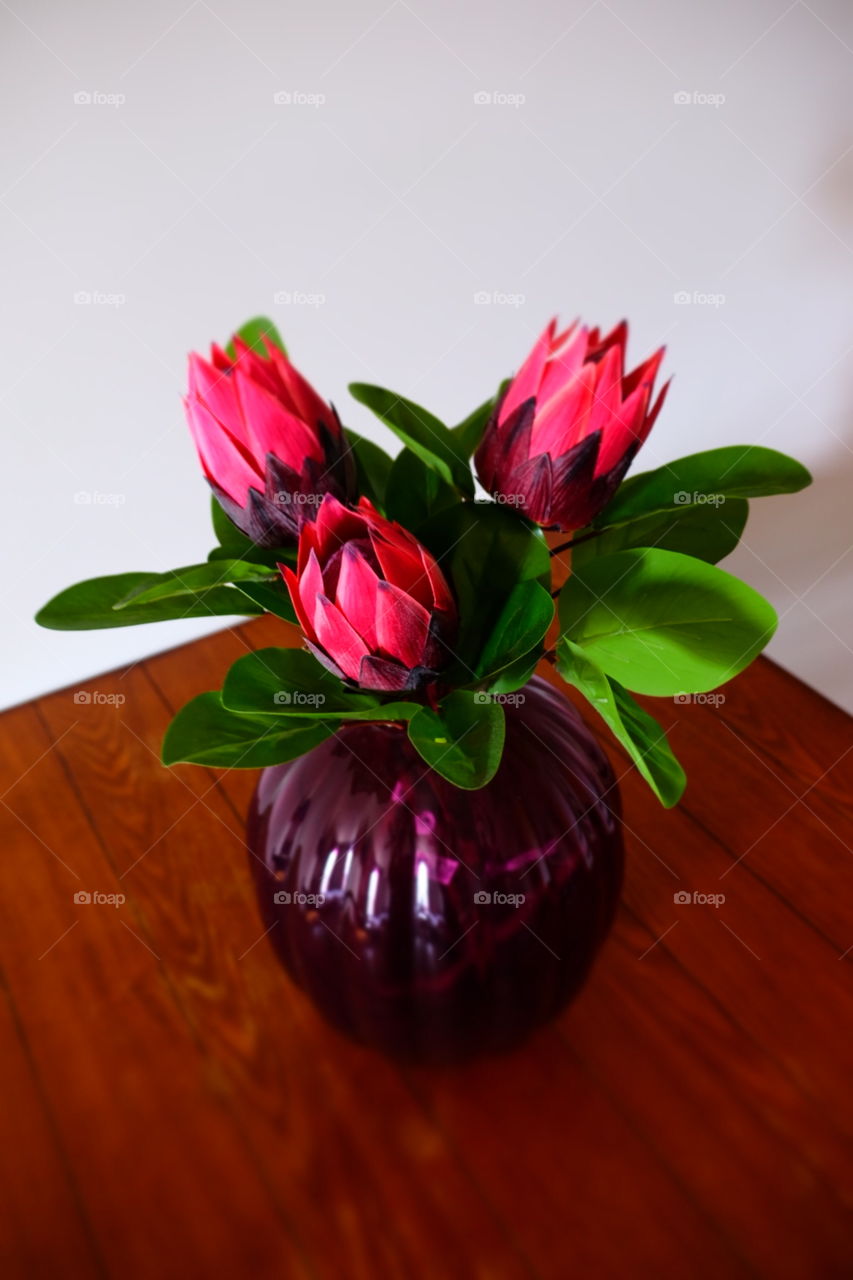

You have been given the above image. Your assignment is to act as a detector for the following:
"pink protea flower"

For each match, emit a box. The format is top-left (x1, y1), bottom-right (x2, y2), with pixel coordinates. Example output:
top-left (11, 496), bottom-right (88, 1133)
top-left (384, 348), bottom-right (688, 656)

top-left (184, 337), bottom-right (355, 546)
top-left (475, 319), bottom-right (669, 531)
top-left (282, 495), bottom-right (458, 693)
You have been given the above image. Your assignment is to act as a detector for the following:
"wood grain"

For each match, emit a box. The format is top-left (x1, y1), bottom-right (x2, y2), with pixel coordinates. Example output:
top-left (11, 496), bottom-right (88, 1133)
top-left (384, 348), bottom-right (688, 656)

top-left (2, 616), bottom-right (852, 1278)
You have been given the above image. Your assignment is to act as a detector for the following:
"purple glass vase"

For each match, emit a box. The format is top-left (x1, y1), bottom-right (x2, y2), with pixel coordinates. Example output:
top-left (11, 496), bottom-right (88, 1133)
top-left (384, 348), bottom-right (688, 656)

top-left (247, 676), bottom-right (623, 1063)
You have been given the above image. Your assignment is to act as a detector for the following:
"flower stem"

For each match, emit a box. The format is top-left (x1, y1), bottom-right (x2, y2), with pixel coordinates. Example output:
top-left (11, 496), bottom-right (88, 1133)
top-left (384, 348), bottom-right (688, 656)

top-left (549, 528), bottom-right (601, 556)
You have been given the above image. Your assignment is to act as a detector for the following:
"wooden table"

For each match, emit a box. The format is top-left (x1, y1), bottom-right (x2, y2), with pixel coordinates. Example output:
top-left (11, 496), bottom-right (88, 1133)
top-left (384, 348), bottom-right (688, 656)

top-left (2, 615), bottom-right (852, 1279)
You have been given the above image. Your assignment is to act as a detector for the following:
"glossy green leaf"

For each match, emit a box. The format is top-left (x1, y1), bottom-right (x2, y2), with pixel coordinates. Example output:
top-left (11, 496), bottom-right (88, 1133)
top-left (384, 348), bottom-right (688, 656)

top-left (35, 573), bottom-right (263, 631)
top-left (419, 502), bottom-right (550, 679)
top-left (408, 691), bottom-right (505, 789)
top-left (225, 316), bottom-right (286, 360)
top-left (476, 579), bottom-right (554, 679)
top-left (233, 580), bottom-right (296, 623)
top-left (116, 560), bottom-right (275, 609)
top-left (485, 650), bottom-right (541, 694)
top-left (222, 648), bottom-right (383, 718)
top-left (573, 498), bottom-right (749, 568)
top-left (452, 395), bottom-right (495, 458)
top-left (598, 446), bottom-right (811, 525)
top-left (344, 429), bottom-right (394, 511)
top-left (557, 638), bottom-right (686, 806)
top-left (348, 383), bottom-right (474, 496)
top-left (385, 447), bottom-right (458, 530)
top-left (558, 548), bottom-right (777, 696)
top-left (162, 692), bottom-right (333, 768)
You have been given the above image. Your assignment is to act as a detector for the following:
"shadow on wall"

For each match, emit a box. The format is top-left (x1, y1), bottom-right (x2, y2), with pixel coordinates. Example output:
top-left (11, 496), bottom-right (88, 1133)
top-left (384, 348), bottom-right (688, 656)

top-left (726, 457), bottom-right (853, 714)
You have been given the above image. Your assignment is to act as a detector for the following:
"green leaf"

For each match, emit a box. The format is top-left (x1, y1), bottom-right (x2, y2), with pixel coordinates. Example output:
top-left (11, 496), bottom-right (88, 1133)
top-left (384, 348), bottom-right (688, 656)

top-left (598, 446), bottom-right (811, 525)
top-left (385, 447), bottom-right (458, 530)
top-left (36, 573), bottom-right (264, 631)
top-left (222, 648), bottom-right (380, 717)
top-left (344, 429), bottom-right (394, 511)
top-left (476, 580), bottom-right (554, 679)
top-left (556, 638), bottom-right (686, 806)
top-left (115, 560), bottom-right (275, 609)
top-left (485, 651), bottom-right (541, 694)
top-left (349, 383), bottom-right (474, 496)
top-left (452, 395), bottom-right (496, 458)
top-left (573, 498), bottom-right (749, 568)
top-left (162, 692), bottom-right (333, 768)
top-left (558, 548), bottom-right (777, 696)
top-left (232, 580), bottom-right (297, 623)
top-left (408, 691), bottom-right (505, 789)
top-left (419, 502), bottom-right (550, 677)
top-left (225, 316), bottom-right (286, 360)
top-left (210, 494), bottom-right (249, 548)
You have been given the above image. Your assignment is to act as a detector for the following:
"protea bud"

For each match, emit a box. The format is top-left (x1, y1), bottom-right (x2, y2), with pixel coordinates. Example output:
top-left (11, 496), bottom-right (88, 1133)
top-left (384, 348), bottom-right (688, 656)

top-left (282, 495), bottom-right (458, 693)
top-left (184, 337), bottom-right (355, 546)
top-left (475, 319), bottom-right (669, 530)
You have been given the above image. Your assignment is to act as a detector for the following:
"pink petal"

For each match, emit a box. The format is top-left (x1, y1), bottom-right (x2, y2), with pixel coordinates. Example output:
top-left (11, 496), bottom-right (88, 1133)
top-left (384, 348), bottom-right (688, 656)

top-left (537, 324), bottom-right (589, 405)
top-left (419, 546), bottom-right (455, 615)
top-left (233, 368), bottom-right (321, 468)
top-left (301, 548), bottom-right (325, 612)
top-left (188, 354), bottom-right (247, 448)
top-left (312, 494), bottom-right (366, 561)
top-left (230, 338), bottom-right (282, 399)
top-left (184, 397), bottom-right (262, 503)
top-left (532, 363), bottom-right (596, 456)
top-left (336, 544), bottom-right (381, 648)
top-left (281, 564), bottom-right (315, 641)
top-left (589, 320), bottom-right (628, 363)
top-left (210, 343), bottom-right (232, 373)
top-left (370, 529), bottom-right (433, 611)
top-left (585, 345), bottom-right (625, 438)
top-left (623, 345), bottom-right (665, 400)
top-left (499, 320), bottom-right (557, 425)
top-left (313, 596), bottom-right (369, 681)
top-left (595, 382), bottom-right (652, 475)
top-left (375, 581), bottom-right (430, 668)
top-left (267, 344), bottom-right (334, 433)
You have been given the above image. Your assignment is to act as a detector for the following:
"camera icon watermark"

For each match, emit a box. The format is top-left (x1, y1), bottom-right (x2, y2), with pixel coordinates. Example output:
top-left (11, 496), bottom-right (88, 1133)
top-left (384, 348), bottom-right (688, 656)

top-left (673, 490), bottom-right (725, 507)
top-left (473, 90), bottom-right (526, 108)
top-left (473, 690), bottom-right (526, 707)
top-left (473, 289), bottom-right (526, 308)
top-left (273, 89), bottom-right (325, 108)
top-left (673, 290), bottom-right (726, 308)
top-left (73, 90), bottom-right (126, 108)
top-left (273, 290), bottom-right (326, 308)
top-left (273, 690), bottom-right (326, 707)
top-left (673, 692), bottom-right (726, 707)
top-left (272, 490), bottom-right (322, 509)
top-left (73, 690), bottom-right (126, 706)
top-left (73, 290), bottom-right (126, 308)
top-left (74, 490), bottom-right (126, 506)
top-left (73, 890), bottom-right (126, 907)
top-left (473, 890), bottom-right (525, 906)
top-left (272, 890), bottom-right (326, 905)
top-left (673, 890), bottom-right (725, 907)
top-left (673, 90), bottom-right (725, 108)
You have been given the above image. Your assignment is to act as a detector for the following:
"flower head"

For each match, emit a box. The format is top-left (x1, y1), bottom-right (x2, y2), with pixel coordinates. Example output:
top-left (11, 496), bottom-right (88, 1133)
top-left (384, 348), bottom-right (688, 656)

top-left (185, 337), bottom-right (354, 545)
top-left (283, 495), bottom-right (458, 692)
top-left (476, 319), bottom-right (669, 529)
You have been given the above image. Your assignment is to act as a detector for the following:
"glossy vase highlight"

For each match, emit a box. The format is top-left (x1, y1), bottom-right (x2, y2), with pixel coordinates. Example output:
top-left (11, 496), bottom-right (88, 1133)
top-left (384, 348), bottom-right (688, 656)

top-left (247, 676), bottom-right (623, 1063)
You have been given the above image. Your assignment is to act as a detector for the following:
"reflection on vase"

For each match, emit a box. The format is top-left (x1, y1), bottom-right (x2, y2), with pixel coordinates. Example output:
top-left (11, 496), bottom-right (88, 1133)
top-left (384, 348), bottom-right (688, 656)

top-left (247, 676), bottom-right (623, 1063)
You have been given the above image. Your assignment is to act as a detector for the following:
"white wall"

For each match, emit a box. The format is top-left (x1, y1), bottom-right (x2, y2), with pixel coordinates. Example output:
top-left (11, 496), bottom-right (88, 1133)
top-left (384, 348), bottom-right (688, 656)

top-left (3, 0), bottom-right (852, 710)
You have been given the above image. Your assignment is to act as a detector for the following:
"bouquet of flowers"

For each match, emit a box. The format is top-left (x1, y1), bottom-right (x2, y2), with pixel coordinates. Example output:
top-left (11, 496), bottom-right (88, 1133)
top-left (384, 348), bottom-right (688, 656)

top-left (37, 315), bottom-right (810, 807)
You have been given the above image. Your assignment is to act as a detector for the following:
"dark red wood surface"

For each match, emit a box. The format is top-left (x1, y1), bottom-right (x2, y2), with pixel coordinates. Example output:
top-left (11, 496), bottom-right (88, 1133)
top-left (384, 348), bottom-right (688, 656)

top-left (2, 615), bottom-right (852, 1278)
